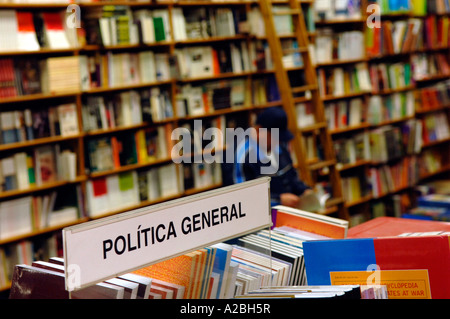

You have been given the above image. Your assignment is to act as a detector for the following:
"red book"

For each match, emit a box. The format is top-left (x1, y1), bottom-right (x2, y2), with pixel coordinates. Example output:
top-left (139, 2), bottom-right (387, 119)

top-left (42, 12), bottom-right (65, 32)
top-left (348, 216), bottom-right (450, 238)
top-left (303, 233), bottom-right (450, 299)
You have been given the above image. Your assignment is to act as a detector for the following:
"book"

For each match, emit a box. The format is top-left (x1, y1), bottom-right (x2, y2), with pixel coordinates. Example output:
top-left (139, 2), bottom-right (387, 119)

top-left (86, 137), bottom-right (115, 173)
top-left (16, 11), bottom-right (40, 51)
top-left (0, 196), bottom-right (33, 240)
top-left (303, 233), bottom-right (450, 299)
top-left (41, 12), bottom-right (71, 49)
top-left (34, 145), bottom-right (58, 186)
top-left (57, 103), bottom-right (79, 136)
top-left (272, 205), bottom-right (349, 239)
top-left (348, 217), bottom-right (450, 238)
top-left (152, 9), bottom-right (171, 42)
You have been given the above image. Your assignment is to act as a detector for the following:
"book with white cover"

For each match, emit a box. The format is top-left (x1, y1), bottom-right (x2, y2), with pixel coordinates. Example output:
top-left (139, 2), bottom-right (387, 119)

top-left (0, 196), bottom-right (33, 240)
top-left (58, 103), bottom-right (79, 136)
top-left (139, 51), bottom-right (156, 83)
top-left (86, 179), bottom-right (110, 217)
top-left (16, 11), bottom-right (40, 51)
top-left (135, 10), bottom-right (155, 44)
top-left (158, 164), bottom-right (179, 198)
top-left (0, 10), bottom-right (19, 52)
top-left (13, 152), bottom-right (29, 190)
top-left (42, 12), bottom-right (71, 49)
top-left (171, 7), bottom-right (187, 41)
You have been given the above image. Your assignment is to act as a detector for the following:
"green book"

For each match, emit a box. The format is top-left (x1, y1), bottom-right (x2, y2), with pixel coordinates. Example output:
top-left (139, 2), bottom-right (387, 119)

top-left (153, 16), bottom-right (166, 42)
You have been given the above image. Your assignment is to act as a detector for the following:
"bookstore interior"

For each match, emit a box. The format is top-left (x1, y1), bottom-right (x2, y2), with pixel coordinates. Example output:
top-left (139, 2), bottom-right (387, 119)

top-left (0, 0), bottom-right (449, 301)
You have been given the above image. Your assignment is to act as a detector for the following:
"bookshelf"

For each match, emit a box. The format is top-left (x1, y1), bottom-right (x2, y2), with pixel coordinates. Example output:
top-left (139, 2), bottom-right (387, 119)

top-left (0, 0), bottom-right (449, 293)
top-left (0, 0), bottom-right (320, 292)
top-left (313, 0), bottom-right (450, 225)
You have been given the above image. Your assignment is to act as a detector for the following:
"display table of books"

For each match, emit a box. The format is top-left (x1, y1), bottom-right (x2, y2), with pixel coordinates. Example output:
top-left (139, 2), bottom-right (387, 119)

top-left (9, 178), bottom-right (450, 299)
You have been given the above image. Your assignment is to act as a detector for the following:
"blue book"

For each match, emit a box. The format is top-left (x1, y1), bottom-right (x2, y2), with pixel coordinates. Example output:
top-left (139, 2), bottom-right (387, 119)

top-left (210, 243), bottom-right (232, 299)
top-left (418, 194), bottom-right (450, 209)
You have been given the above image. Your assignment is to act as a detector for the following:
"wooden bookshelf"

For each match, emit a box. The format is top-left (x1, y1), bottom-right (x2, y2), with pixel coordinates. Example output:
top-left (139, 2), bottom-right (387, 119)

top-left (311, 0), bottom-right (450, 225)
top-left (0, 0), bottom-right (322, 291)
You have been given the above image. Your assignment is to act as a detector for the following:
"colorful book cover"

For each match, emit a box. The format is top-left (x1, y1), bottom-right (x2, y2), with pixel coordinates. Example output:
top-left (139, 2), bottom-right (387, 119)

top-left (210, 243), bottom-right (232, 299)
top-left (272, 205), bottom-right (348, 239)
top-left (133, 252), bottom-right (198, 299)
top-left (303, 235), bottom-right (450, 299)
top-left (35, 145), bottom-right (57, 185)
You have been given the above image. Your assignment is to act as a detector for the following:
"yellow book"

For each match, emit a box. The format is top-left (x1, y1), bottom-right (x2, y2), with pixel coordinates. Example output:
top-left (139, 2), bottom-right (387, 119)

top-left (134, 130), bottom-right (148, 164)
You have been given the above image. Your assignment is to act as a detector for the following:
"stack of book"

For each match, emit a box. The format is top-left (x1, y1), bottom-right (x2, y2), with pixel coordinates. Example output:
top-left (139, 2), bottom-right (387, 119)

top-left (368, 157), bottom-right (419, 198)
top-left (176, 79), bottom-right (249, 117)
top-left (317, 63), bottom-right (372, 98)
top-left (412, 53), bottom-right (450, 81)
top-left (86, 164), bottom-right (181, 218)
top-left (367, 91), bottom-right (415, 125)
top-left (85, 122), bottom-right (173, 173)
top-left (0, 9), bottom-right (78, 52)
top-left (84, 50), bottom-right (171, 90)
top-left (1, 145), bottom-right (77, 192)
top-left (0, 185), bottom-right (82, 240)
top-left (0, 56), bottom-right (83, 98)
top-left (324, 98), bottom-right (364, 130)
top-left (315, 28), bottom-right (365, 63)
top-left (369, 61), bottom-right (412, 93)
top-left (0, 104), bottom-right (79, 145)
top-left (421, 112), bottom-right (450, 144)
top-left (174, 42), bottom-right (251, 79)
top-left (366, 19), bottom-right (423, 57)
top-left (415, 80), bottom-right (450, 112)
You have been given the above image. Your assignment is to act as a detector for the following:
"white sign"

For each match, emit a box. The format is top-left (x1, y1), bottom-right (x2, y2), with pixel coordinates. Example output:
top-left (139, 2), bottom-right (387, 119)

top-left (63, 178), bottom-right (272, 291)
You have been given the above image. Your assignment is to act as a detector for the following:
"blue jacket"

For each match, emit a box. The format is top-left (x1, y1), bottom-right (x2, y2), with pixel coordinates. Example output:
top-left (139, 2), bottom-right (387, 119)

top-left (222, 136), bottom-right (310, 206)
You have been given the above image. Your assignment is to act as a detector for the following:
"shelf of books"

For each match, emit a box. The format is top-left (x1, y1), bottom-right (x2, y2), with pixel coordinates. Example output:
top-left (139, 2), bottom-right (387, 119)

top-left (310, 0), bottom-right (450, 226)
top-left (0, 0), bottom-right (449, 296)
top-left (0, 0), bottom-right (321, 293)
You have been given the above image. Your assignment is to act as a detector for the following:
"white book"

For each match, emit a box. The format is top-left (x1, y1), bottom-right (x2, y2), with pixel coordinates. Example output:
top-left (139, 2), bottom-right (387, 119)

top-left (119, 91), bottom-right (133, 126)
top-left (139, 51), bottom-right (156, 83)
top-left (58, 103), bottom-right (79, 136)
top-left (171, 7), bottom-right (187, 41)
top-left (16, 12), bottom-right (40, 51)
top-left (248, 8), bottom-right (265, 37)
top-left (105, 174), bottom-right (123, 209)
top-left (156, 125), bottom-right (168, 159)
top-left (186, 46), bottom-right (214, 78)
top-left (13, 152), bottom-right (29, 190)
top-left (135, 10), bottom-right (155, 44)
top-left (158, 164), bottom-right (179, 198)
top-left (155, 53), bottom-right (170, 81)
top-left (149, 87), bottom-right (162, 121)
top-left (48, 206), bottom-right (78, 227)
top-left (129, 90), bottom-right (143, 124)
top-left (240, 41), bottom-right (251, 71)
top-left (230, 43), bottom-right (243, 73)
top-left (356, 63), bottom-right (372, 91)
top-left (118, 171), bottom-right (139, 208)
top-left (0, 196), bottom-right (33, 240)
top-left (99, 18), bottom-right (112, 46)
top-left (86, 179), bottom-right (110, 217)
top-left (43, 13), bottom-right (71, 49)
top-left (59, 150), bottom-right (76, 181)
top-left (0, 10), bottom-right (19, 52)
top-left (348, 99), bottom-right (362, 126)
top-left (333, 68), bottom-right (345, 96)
top-left (146, 168), bottom-right (160, 201)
